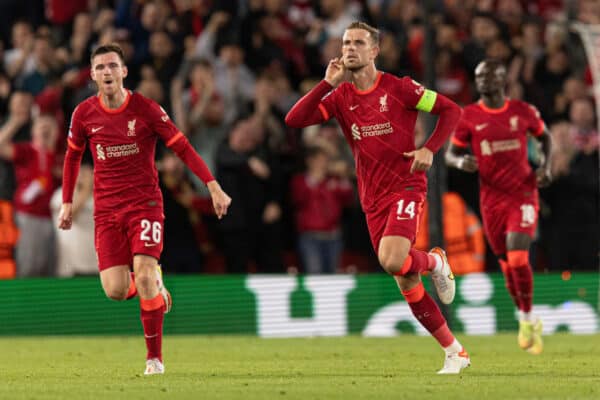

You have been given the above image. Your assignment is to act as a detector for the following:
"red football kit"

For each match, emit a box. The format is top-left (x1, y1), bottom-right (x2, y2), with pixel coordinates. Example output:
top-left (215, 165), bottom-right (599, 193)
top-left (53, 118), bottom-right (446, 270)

top-left (287, 73), bottom-right (461, 251)
top-left (452, 99), bottom-right (545, 255)
top-left (63, 91), bottom-right (214, 270)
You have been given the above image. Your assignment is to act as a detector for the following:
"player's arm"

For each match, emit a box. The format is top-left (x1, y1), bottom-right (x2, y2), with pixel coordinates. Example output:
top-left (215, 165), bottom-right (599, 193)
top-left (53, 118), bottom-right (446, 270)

top-left (445, 143), bottom-right (478, 173)
top-left (400, 79), bottom-right (462, 173)
top-left (151, 102), bottom-right (231, 219)
top-left (525, 103), bottom-right (552, 187)
top-left (533, 127), bottom-right (552, 187)
top-left (59, 107), bottom-right (87, 230)
top-left (444, 114), bottom-right (478, 172)
top-left (284, 57), bottom-right (345, 128)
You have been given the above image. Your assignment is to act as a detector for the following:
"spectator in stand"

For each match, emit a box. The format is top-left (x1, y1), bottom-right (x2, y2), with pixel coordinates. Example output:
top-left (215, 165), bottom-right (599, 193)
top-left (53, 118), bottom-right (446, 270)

top-left (193, 11), bottom-right (255, 125)
top-left (463, 13), bottom-right (501, 77)
top-left (291, 145), bottom-right (354, 274)
top-left (159, 151), bottom-right (208, 274)
top-left (145, 30), bottom-right (181, 111)
top-left (215, 115), bottom-right (284, 273)
top-left (0, 91), bottom-right (34, 201)
top-left (50, 163), bottom-right (95, 277)
top-left (4, 20), bottom-right (35, 81)
top-left (171, 58), bottom-right (227, 186)
top-left (0, 113), bottom-right (61, 276)
top-left (541, 97), bottom-right (600, 270)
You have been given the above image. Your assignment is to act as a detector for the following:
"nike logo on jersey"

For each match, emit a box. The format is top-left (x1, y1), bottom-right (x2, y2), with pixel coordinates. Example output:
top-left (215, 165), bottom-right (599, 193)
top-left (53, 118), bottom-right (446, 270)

top-left (144, 243), bottom-right (158, 247)
top-left (349, 105), bottom-right (359, 111)
top-left (91, 126), bottom-right (104, 133)
top-left (475, 123), bottom-right (488, 131)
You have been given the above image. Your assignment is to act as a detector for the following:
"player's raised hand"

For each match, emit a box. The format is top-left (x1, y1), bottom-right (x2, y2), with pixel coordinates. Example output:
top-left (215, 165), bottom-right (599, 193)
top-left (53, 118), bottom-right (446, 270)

top-left (325, 57), bottom-right (346, 87)
top-left (57, 203), bottom-right (73, 230)
top-left (207, 181), bottom-right (232, 220)
top-left (403, 147), bottom-right (433, 173)
top-left (459, 154), bottom-right (478, 173)
top-left (535, 166), bottom-right (552, 188)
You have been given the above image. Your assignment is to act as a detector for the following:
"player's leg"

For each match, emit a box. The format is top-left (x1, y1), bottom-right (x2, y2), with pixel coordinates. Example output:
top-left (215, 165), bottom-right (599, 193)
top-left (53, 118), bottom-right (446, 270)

top-left (100, 265), bottom-right (133, 300)
top-left (506, 231), bottom-right (542, 354)
top-left (378, 236), bottom-right (468, 374)
top-left (96, 218), bottom-right (136, 300)
top-left (134, 254), bottom-right (167, 375)
top-left (498, 255), bottom-right (520, 309)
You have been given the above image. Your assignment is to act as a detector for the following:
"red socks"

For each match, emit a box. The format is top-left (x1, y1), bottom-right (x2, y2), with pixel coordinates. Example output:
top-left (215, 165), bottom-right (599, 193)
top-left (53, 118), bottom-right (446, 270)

top-left (140, 294), bottom-right (166, 361)
top-left (505, 250), bottom-right (534, 313)
top-left (401, 282), bottom-right (454, 347)
top-left (394, 248), bottom-right (437, 276)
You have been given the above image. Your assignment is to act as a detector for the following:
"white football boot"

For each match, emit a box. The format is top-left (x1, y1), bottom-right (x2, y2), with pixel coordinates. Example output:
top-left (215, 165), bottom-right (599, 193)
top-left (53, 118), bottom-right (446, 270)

top-left (144, 358), bottom-right (165, 375)
top-left (429, 247), bottom-right (456, 304)
top-left (437, 348), bottom-right (470, 374)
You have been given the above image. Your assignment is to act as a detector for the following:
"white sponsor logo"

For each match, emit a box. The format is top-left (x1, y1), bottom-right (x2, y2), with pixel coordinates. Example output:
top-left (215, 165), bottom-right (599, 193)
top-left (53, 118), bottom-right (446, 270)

top-left (379, 94), bottom-right (389, 112)
top-left (144, 333), bottom-right (158, 338)
top-left (95, 143), bottom-right (140, 160)
top-left (480, 138), bottom-right (521, 156)
top-left (475, 123), bottom-right (488, 131)
top-left (127, 119), bottom-right (136, 136)
top-left (349, 105), bottom-right (359, 111)
top-left (91, 126), bottom-right (104, 133)
top-left (351, 122), bottom-right (394, 140)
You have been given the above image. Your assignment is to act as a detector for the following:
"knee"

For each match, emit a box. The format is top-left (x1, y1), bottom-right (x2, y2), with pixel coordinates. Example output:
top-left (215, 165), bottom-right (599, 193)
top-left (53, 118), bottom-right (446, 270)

top-left (104, 284), bottom-right (128, 301)
top-left (134, 271), bottom-right (155, 293)
top-left (378, 249), bottom-right (410, 275)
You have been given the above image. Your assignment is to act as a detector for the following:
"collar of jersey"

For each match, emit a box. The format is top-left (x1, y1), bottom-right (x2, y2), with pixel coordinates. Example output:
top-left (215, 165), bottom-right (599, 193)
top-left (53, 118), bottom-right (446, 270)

top-left (351, 72), bottom-right (383, 95)
top-left (98, 89), bottom-right (131, 114)
top-left (477, 99), bottom-right (509, 114)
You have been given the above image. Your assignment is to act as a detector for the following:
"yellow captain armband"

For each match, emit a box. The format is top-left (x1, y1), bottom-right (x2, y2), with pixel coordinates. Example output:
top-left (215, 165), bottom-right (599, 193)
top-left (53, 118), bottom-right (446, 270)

top-left (415, 89), bottom-right (437, 112)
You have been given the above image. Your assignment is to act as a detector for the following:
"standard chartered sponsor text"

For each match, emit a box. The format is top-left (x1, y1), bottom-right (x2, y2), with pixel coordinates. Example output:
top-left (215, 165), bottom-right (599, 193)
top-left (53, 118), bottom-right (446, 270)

top-left (105, 143), bottom-right (140, 158)
top-left (360, 121), bottom-right (393, 137)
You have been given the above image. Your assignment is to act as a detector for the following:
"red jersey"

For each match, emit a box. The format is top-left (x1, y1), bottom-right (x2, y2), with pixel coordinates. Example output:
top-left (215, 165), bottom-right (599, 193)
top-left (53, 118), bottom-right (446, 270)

top-left (452, 99), bottom-right (545, 204)
top-left (12, 143), bottom-right (58, 217)
top-left (67, 91), bottom-right (181, 216)
top-left (318, 73), bottom-right (430, 213)
top-left (291, 174), bottom-right (353, 232)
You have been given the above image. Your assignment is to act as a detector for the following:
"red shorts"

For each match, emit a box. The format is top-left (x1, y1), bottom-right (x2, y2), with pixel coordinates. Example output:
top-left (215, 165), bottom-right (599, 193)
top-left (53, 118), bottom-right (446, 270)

top-left (95, 208), bottom-right (165, 271)
top-left (364, 191), bottom-right (426, 252)
top-left (480, 198), bottom-right (538, 256)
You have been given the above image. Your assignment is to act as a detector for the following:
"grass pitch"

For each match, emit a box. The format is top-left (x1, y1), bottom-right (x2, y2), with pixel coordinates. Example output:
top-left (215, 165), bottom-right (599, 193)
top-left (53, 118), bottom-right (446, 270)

top-left (0, 334), bottom-right (598, 400)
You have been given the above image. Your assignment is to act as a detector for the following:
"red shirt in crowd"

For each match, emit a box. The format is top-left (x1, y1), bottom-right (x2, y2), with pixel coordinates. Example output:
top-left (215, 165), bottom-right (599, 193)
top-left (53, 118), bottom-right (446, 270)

top-left (12, 143), bottom-right (59, 217)
top-left (291, 174), bottom-right (353, 233)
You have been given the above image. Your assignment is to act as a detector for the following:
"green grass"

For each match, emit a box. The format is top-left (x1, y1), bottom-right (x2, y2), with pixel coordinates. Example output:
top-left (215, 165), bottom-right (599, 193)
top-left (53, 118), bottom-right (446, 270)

top-left (0, 334), bottom-right (599, 400)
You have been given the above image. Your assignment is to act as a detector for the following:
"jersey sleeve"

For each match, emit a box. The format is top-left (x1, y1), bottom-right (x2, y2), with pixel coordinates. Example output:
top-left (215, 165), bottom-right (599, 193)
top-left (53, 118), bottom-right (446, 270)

top-left (145, 99), bottom-right (182, 144)
top-left (451, 117), bottom-right (471, 148)
top-left (396, 76), bottom-right (438, 112)
top-left (318, 86), bottom-right (341, 121)
top-left (524, 103), bottom-right (545, 137)
top-left (67, 105), bottom-right (87, 152)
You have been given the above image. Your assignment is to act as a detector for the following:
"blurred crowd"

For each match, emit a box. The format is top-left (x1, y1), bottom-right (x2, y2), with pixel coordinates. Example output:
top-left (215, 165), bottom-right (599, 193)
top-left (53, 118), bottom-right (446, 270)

top-left (0, 0), bottom-right (598, 278)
